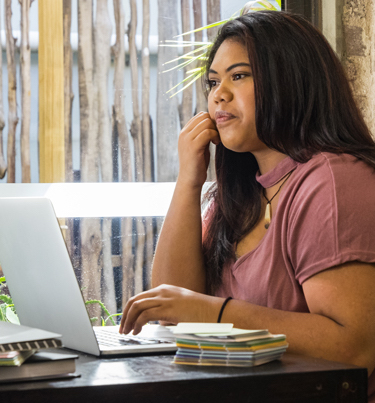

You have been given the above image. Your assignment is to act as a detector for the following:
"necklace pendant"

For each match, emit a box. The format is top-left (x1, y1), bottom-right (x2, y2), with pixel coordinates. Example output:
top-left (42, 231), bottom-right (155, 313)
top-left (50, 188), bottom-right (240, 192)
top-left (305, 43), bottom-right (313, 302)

top-left (265, 202), bottom-right (271, 229)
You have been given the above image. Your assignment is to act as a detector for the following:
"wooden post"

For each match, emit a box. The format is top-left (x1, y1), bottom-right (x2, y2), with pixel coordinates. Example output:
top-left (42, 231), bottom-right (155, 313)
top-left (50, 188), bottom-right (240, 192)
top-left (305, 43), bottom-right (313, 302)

top-left (112, 0), bottom-right (135, 306)
top-left (206, 0), bottom-right (220, 182)
top-left (128, 0), bottom-right (146, 295)
top-left (38, 0), bottom-right (65, 183)
top-left (95, 0), bottom-right (116, 316)
top-left (78, 0), bottom-right (102, 323)
top-left (157, 0), bottom-right (179, 182)
top-left (0, 3), bottom-right (7, 179)
top-left (63, 0), bottom-right (74, 183)
top-left (193, 0), bottom-right (207, 115)
top-left (20, 0), bottom-right (33, 183)
top-left (5, 0), bottom-right (18, 183)
top-left (179, 0), bottom-right (193, 129)
top-left (142, 0), bottom-right (154, 291)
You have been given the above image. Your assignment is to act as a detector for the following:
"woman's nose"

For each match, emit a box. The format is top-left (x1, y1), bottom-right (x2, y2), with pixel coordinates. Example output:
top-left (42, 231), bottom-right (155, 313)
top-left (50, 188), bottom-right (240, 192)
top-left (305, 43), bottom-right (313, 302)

top-left (213, 82), bottom-right (233, 103)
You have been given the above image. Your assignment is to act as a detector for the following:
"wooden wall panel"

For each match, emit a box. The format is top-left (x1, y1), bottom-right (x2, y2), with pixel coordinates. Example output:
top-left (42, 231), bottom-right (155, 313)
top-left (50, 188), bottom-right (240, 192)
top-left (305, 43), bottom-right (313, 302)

top-left (38, 0), bottom-right (65, 183)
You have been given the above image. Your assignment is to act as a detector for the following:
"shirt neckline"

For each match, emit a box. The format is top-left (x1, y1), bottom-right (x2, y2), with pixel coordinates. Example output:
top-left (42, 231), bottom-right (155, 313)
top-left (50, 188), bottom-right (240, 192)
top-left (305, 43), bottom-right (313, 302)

top-left (256, 157), bottom-right (299, 188)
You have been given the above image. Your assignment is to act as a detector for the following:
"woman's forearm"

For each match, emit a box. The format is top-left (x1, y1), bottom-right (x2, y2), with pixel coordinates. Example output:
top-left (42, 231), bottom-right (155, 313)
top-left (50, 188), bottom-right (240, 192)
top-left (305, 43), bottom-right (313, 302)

top-left (151, 180), bottom-right (206, 293)
top-left (220, 298), bottom-right (375, 374)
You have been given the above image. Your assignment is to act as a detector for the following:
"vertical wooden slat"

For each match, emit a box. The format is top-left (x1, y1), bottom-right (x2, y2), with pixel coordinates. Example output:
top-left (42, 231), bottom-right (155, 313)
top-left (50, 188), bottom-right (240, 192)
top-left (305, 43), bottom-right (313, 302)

top-left (193, 0), bottom-right (207, 115)
top-left (157, 0), bottom-right (179, 182)
top-left (63, 0), bottom-right (73, 183)
top-left (38, 0), bottom-right (65, 183)
top-left (179, 0), bottom-right (193, 129)
top-left (0, 3), bottom-right (8, 179)
top-left (206, 0), bottom-right (220, 182)
top-left (5, 0), bottom-right (18, 183)
top-left (20, 0), bottom-right (32, 183)
top-left (142, 0), bottom-right (154, 291)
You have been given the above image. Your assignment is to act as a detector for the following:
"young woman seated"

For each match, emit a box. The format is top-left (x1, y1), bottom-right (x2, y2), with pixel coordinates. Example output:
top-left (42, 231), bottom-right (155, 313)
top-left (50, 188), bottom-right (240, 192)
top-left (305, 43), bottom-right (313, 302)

top-left (120, 10), bottom-right (375, 402)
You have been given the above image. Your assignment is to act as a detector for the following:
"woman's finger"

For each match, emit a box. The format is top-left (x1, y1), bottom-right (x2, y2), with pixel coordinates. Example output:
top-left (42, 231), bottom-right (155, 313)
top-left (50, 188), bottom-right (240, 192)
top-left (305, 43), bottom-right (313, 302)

top-left (182, 111), bottom-right (211, 132)
top-left (132, 307), bottom-right (169, 335)
top-left (121, 297), bottom-right (162, 334)
top-left (119, 289), bottom-right (160, 332)
top-left (192, 127), bottom-right (221, 146)
top-left (183, 116), bottom-right (217, 141)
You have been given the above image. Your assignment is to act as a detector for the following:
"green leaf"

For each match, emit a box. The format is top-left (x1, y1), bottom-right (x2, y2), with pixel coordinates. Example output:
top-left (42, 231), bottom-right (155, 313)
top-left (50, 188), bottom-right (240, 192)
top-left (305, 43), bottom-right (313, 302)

top-left (257, 0), bottom-right (276, 10)
top-left (185, 67), bottom-right (203, 75)
top-left (85, 299), bottom-right (116, 326)
top-left (161, 40), bottom-right (209, 47)
top-left (166, 72), bottom-right (200, 94)
top-left (0, 305), bottom-right (6, 322)
top-left (104, 312), bottom-right (123, 324)
top-left (6, 307), bottom-right (19, 324)
top-left (163, 43), bottom-right (211, 66)
top-left (175, 8), bottom-right (241, 38)
top-left (168, 71), bottom-right (204, 98)
top-left (0, 295), bottom-right (13, 305)
top-left (164, 1), bottom-right (282, 96)
top-left (163, 52), bottom-right (206, 73)
top-left (0, 277), bottom-right (5, 284)
top-left (175, 18), bottom-right (232, 38)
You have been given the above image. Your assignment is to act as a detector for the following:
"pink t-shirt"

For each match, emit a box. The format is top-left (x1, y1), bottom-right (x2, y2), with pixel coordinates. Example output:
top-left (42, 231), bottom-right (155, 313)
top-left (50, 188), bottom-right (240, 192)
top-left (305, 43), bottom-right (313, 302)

top-left (213, 152), bottom-right (375, 401)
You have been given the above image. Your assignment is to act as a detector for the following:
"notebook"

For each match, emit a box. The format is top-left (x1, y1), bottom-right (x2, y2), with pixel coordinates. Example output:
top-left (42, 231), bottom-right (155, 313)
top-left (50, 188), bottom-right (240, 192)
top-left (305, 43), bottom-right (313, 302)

top-left (0, 321), bottom-right (63, 352)
top-left (0, 197), bottom-right (176, 356)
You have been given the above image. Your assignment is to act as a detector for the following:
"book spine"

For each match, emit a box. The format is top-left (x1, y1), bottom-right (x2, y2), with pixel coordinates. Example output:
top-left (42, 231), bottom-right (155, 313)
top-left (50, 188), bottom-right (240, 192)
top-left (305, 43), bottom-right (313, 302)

top-left (0, 339), bottom-right (62, 352)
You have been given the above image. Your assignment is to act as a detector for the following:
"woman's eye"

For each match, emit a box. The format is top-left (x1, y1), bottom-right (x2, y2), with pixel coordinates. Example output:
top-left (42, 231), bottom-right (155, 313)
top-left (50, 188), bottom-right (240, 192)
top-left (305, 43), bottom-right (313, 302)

top-left (233, 73), bottom-right (246, 81)
top-left (206, 79), bottom-right (218, 91)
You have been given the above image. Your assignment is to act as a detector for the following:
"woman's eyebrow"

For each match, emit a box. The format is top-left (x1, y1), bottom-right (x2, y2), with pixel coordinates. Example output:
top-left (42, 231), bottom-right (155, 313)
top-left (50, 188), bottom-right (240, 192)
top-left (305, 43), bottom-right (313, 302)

top-left (209, 63), bottom-right (251, 75)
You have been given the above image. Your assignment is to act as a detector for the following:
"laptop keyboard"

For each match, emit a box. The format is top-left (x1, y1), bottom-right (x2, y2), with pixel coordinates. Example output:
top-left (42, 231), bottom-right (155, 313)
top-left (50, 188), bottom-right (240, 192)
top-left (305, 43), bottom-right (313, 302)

top-left (94, 327), bottom-right (173, 347)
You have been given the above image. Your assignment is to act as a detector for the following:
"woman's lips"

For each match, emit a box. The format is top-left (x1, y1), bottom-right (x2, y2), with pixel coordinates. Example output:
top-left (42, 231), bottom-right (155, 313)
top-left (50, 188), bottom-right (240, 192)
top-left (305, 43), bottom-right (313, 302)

top-left (215, 111), bottom-right (236, 125)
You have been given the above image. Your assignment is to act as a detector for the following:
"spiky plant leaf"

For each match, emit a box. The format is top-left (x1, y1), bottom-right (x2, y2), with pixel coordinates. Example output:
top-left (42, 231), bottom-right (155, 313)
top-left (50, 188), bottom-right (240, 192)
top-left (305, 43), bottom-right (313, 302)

top-left (257, 0), bottom-right (277, 10)
top-left (163, 51), bottom-right (208, 74)
top-left (163, 43), bottom-right (212, 66)
top-left (175, 18), bottom-right (234, 38)
top-left (167, 71), bottom-right (201, 94)
top-left (85, 299), bottom-right (117, 326)
top-left (105, 312), bottom-right (123, 325)
top-left (164, 2), bottom-right (281, 97)
top-left (168, 71), bottom-right (204, 97)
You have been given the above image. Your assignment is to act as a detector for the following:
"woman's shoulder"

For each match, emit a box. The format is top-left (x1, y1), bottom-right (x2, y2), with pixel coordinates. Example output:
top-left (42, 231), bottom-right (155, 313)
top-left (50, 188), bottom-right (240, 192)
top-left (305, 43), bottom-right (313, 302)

top-left (288, 152), bottom-right (375, 215)
top-left (294, 152), bottom-right (375, 186)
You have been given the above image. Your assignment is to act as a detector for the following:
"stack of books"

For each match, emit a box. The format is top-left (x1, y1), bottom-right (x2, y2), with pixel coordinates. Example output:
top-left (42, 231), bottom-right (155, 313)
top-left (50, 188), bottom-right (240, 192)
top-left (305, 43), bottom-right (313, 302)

top-left (0, 321), bottom-right (78, 383)
top-left (170, 324), bottom-right (288, 367)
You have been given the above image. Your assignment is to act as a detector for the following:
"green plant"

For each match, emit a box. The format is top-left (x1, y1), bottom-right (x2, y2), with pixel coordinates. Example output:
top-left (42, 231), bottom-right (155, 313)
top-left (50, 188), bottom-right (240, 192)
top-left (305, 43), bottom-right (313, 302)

top-left (163, 0), bottom-right (281, 97)
top-left (85, 299), bottom-right (122, 326)
top-left (0, 276), bottom-right (119, 326)
top-left (0, 276), bottom-right (19, 324)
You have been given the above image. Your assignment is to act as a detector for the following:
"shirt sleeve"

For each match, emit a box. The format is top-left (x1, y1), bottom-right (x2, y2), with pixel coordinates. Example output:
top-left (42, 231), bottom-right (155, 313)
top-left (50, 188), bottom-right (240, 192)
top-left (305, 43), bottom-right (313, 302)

top-left (287, 154), bottom-right (375, 285)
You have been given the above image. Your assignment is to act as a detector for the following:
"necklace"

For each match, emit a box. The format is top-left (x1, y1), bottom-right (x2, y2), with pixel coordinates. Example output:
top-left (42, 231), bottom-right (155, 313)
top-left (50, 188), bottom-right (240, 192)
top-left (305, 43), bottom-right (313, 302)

top-left (263, 171), bottom-right (293, 229)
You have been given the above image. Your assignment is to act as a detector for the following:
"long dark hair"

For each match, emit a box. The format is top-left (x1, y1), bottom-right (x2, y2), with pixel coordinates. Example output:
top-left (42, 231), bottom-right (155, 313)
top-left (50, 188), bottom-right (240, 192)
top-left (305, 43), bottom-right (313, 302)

top-left (202, 11), bottom-right (375, 294)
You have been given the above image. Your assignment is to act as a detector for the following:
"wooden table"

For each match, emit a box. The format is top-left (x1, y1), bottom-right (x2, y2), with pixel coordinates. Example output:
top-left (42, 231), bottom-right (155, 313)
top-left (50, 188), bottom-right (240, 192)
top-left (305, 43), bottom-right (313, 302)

top-left (0, 352), bottom-right (367, 403)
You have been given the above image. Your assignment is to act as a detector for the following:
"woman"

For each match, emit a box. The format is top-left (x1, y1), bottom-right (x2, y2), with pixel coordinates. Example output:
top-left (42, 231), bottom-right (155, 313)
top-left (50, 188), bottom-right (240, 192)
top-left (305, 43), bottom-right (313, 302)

top-left (120, 11), bottom-right (375, 401)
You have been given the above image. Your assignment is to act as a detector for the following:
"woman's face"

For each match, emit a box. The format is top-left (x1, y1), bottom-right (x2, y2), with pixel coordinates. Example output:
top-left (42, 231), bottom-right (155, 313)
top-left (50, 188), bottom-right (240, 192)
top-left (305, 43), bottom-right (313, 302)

top-left (207, 39), bottom-right (267, 154)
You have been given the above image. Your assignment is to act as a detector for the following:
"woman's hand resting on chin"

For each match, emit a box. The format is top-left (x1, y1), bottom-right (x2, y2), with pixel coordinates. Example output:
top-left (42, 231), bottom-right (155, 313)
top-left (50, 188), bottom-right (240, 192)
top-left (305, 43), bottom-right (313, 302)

top-left (177, 111), bottom-right (220, 189)
top-left (119, 284), bottom-right (223, 335)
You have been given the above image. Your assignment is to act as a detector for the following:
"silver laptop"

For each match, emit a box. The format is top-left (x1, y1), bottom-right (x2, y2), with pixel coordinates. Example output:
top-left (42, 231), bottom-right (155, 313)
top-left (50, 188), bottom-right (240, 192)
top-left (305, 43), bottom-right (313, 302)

top-left (0, 197), bottom-right (176, 356)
